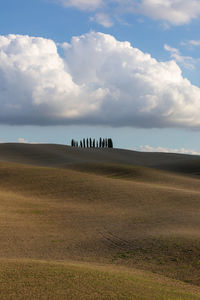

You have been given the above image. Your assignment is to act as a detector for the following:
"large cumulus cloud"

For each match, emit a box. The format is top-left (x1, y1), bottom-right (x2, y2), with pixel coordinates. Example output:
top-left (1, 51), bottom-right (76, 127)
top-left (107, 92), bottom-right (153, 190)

top-left (0, 34), bottom-right (102, 125)
top-left (1, 32), bottom-right (200, 128)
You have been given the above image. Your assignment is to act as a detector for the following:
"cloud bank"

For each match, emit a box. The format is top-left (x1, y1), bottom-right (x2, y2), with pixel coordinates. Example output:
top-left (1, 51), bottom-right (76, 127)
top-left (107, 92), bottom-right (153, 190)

top-left (1, 32), bottom-right (200, 127)
top-left (140, 145), bottom-right (200, 155)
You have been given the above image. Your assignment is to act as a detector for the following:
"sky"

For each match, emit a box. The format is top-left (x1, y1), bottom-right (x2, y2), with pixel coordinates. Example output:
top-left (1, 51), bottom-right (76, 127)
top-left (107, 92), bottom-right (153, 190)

top-left (1, 0), bottom-right (200, 154)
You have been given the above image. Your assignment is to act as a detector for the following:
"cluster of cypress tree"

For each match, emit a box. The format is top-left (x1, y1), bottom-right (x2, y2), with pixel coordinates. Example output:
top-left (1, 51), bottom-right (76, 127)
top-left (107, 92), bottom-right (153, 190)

top-left (71, 138), bottom-right (113, 148)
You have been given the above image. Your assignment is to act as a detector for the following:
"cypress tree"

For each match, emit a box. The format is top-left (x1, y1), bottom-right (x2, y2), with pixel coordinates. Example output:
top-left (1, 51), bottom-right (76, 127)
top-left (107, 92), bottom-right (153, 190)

top-left (89, 138), bottom-right (92, 148)
top-left (99, 137), bottom-right (102, 148)
top-left (105, 138), bottom-right (108, 148)
top-left (111, 138), bottom-right (113, 148)
top-left (93, 139), bottom-right (95, 148)
top-left (86, 138), bottom-right (89, 148)
top-left (71, 139), bottom-right (75, 147)
top-left (80, 141), bottom-right (83, 148)
top-left (83, 138), bottom-right (86, 148)
top-left (108, 138), bottom-right (113, 148)
top-left (102, 139), bottom-right (105, 148)
top-left (96, 141), bottom-right (99, 148)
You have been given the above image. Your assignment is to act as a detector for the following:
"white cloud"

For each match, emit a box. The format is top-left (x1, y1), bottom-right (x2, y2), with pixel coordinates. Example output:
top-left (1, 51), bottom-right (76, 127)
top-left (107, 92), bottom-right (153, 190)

top-left (57, 0), bottom-right (103, 11)
top-left (164, 44), bottom-right (197, 70)
top-left (54, 0), bottom-right (200, 26)
top-left (56, 0), bottom-right (112, 26)
top-left (136, 0), bottom-right (200, 26)
top-left (140, 145), bottom-right (200, 155)
top-left (17, 137), bottom-right (28, 143)
top-left (181, 40), bottom-right (200, 48)
top-left (17, 137), bottom-right (38, 144)
top-left (0, 34), bottom-right (99, 125)
top-left (188, 40), bottom-right (200, 46)
top-left (90, 13), bottom-right (113, 27)
top-left (1, 32), bottom-right (200, 128)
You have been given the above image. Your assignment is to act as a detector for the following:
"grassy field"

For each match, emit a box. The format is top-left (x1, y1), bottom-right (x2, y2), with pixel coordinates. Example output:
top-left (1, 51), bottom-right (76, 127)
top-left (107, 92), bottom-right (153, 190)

top-left (0, 259), bottom-right (200, 300)
top-left (0, 144), bottom-right (200, 298)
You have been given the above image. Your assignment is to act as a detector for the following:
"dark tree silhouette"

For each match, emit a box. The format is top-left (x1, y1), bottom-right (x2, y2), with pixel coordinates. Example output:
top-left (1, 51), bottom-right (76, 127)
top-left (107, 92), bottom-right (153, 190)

top-left (99, 137), bottom-right (102, 148)
top-left (102, 139), bottom-right (105, 148)
top-left (71, 137), bottom-right (113, 148)
top-left (93, 139), bottom-right (95, 148)
top-left (108, 138), bottom-right (113, 148)
top-left (105, 138), bottom-right (108, 148)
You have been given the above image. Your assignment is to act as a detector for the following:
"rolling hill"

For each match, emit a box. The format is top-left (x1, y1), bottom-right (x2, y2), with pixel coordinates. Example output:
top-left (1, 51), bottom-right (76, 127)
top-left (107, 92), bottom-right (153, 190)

top-left (0, 143), bottom-right (200, 299)
top-left (0, 142), bottom-right (200, 172)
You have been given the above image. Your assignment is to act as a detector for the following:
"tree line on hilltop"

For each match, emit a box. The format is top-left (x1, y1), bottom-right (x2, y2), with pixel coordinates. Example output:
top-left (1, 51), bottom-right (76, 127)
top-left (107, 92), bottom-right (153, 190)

top-left (71, 138), bottom-right (113, 148)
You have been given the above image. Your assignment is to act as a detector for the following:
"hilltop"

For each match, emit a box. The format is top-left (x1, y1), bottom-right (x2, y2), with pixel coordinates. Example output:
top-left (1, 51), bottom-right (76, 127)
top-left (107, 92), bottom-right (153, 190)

top-left (0, 142), bottom-right (200, 174)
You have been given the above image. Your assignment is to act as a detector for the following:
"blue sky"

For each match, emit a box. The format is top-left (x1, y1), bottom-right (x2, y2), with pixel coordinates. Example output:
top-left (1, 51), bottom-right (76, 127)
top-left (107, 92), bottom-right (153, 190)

top-left (1, 0), bottom-right (200, 154)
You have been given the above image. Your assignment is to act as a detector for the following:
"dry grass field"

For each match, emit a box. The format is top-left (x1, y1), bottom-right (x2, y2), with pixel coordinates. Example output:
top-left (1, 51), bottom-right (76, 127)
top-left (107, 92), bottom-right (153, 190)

top-left (1, 259), bottom-right (200, 300)
top-left (0, 143), bottom-right (200, 299)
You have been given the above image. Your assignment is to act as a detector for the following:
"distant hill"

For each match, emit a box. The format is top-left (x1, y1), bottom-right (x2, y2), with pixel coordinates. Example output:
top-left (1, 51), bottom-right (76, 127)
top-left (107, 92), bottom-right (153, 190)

top-left (0, 143), bottom-right (199, 175)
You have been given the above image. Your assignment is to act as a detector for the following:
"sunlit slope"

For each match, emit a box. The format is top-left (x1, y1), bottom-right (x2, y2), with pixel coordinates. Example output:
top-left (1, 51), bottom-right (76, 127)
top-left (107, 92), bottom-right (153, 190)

top-left (0, 259), bottom-right (200, 300)
top-left (0, 162), bottom-right (200, 286)
top-left (0, 143), bottom-right (199, 172)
